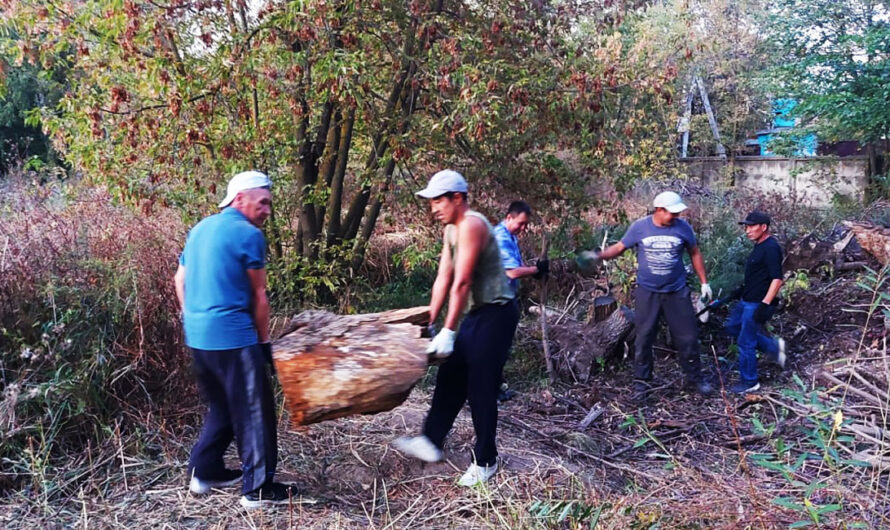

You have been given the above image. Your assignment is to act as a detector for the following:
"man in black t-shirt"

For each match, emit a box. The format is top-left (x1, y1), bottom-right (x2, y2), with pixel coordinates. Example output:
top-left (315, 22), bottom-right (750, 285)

top-left (724, 211), bottom-right (786, 394)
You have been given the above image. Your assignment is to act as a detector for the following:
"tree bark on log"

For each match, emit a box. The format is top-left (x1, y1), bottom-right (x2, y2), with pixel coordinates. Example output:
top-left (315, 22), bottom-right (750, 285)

top-left (273, 306), bottom-right (430, 427)
top-left (843, 221), bottom-right (890, 266)
top-left (551, 306), bottom-right (635, 383)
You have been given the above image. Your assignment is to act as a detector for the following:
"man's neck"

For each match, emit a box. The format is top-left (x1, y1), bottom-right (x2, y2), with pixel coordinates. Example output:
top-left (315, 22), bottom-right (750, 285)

top-left (453, 204), bottom-right (470, 225)
top-left (756, 232), bottom-right (771, 244)
top-left (652, 215), bottom-right (671, 228)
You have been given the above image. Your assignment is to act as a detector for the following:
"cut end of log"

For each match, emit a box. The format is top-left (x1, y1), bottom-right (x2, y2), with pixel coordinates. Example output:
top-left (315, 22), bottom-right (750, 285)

top-left (273, 306), bottom-right (431, 427)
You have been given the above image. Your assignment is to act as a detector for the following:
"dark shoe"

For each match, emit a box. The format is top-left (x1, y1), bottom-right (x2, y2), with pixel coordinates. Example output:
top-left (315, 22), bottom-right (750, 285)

top-left (189, 468), bottom-right (242, 495)
top-left (631, 380), bottom-right (652, 404)
top-left (240, 482), bottom-right (301, 509)
top-left (683, 379), bottom-right (714, 396)
top-left (497, 382), bottom-right (517, 404)
top-left (730, 381), bottom-right (761, 395)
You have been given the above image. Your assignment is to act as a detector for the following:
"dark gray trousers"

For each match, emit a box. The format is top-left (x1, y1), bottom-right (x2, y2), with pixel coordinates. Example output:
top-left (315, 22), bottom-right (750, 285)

top-left (633, 286), bottom-right (702, 382)
top-left (189, 344), bottom-right (277, 494)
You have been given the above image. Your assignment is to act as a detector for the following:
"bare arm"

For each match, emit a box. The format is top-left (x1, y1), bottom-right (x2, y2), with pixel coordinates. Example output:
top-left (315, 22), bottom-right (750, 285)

top-left (174, 264), bottom-right (186, 311)
top-left (443, 217), bottom-right (487, 330)
top-left (688, 245), bottom-right (708, 285)
top-left (428, 230), bottom-right (455, 324)
top-left (247, 268), bottom-right (270, 343)
top-left (763, 278), bottom-right (783, 305)
top-left (598, 241), bottom-right (626, 260)
top-left (505, 265), bottom-right (538, 280)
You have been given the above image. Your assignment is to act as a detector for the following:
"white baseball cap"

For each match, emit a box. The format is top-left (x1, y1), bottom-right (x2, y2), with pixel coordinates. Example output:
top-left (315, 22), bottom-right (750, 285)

top-left (219, 171), bottom-right (272, 208)
top-left (416, 169), bottom-right (468, 199)
top-left (652, 191), bottom-right (688, 213)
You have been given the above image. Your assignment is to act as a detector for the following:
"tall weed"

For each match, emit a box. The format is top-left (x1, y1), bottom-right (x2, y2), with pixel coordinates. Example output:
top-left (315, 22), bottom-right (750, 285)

top-left (0, 176), bottom-right (190, 494)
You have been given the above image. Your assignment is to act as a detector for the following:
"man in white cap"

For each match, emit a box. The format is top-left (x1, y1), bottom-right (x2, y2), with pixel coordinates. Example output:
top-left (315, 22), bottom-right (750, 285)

top-left (393, 169), bottom-right (519, 486)
top-left (174, 171), bottom-right (298, 508)
top-left (578, 191), bottom-right (714, 401)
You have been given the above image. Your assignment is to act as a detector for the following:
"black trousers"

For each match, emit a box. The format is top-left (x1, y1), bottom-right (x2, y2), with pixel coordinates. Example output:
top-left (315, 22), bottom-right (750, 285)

top-left (189, 344), bottom-right (277, 494)
top-left (633, 286), bottom-right (702, 382)
top-left (423, 301), bottom-right (519, 467)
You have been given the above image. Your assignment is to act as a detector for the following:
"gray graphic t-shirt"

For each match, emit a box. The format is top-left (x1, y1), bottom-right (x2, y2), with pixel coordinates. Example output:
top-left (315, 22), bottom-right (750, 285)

top-left (620, 215), bottom-right (697, 293)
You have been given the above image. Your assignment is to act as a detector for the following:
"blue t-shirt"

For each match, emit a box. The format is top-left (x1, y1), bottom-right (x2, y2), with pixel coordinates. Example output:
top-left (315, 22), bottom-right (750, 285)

top-left (179, 207), bottom-right (266, 350)
top-left (620, 215), bottom-right (697, 293)
top-left (493, 222), bottom-right (522, 296)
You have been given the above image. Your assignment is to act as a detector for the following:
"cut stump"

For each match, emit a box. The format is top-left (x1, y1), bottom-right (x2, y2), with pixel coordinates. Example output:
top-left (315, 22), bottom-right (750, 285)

top-left (551, 305), bottom-right (635, 383)
top-left (273, 306), bottom-right (430, 427)
top-left (844, 221), bottom-right (890, 266)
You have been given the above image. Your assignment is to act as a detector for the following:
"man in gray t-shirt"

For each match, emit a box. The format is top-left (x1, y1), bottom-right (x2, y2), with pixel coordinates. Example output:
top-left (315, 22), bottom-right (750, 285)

top-left (579, 191), bottom-right (714, 401)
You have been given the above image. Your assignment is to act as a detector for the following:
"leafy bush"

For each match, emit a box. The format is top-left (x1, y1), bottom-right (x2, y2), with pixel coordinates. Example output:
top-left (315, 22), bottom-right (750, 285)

top-left (0, 176), bottom-right (190, 493)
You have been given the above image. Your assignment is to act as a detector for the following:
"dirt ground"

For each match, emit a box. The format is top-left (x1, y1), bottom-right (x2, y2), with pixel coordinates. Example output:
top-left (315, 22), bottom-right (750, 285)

top-left (0, 269), bottom-right (887, 529)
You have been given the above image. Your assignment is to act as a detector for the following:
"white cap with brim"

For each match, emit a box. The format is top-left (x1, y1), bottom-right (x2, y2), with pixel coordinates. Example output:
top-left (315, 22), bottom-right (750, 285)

top-left (219, 171), bottom-right (272, 208)
top-left (416, 169), bottom-right (468, 199)
top-left (652, 191), bottom-right (688, 213)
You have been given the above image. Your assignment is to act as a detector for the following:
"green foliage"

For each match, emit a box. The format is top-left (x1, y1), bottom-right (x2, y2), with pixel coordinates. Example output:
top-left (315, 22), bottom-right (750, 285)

top-left (527, 498), bottom-right (608, 527)
top-left (1, 0), bottom-right (710, 292)
top-left (748, 378), bottom-right (866, 528)
top-left (763, 0), bottom-right (890, 149)
top-left (0, 55), bottom-right (65, 173)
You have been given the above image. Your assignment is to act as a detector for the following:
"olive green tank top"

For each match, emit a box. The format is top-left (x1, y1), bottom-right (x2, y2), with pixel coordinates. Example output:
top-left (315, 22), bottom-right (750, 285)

top-left (445, 210), bottom-right (515, 311)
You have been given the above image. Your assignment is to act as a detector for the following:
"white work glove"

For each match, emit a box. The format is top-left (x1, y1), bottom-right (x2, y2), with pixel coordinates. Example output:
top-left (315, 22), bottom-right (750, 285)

top-left (700, 283), bottom-right (713, 302)
top-left (426, 328), bottom-right (456, 359)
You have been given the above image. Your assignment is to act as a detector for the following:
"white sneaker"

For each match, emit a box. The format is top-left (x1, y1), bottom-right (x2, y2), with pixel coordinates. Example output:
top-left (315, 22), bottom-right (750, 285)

top-left (189, 470), bottom-right (242, 495)
top-left (457, 463), bottom-right (498, 487)
top-left (392, 435), bottom-right (443, 463)
top-left (776, 338), bottom-right (787, 369)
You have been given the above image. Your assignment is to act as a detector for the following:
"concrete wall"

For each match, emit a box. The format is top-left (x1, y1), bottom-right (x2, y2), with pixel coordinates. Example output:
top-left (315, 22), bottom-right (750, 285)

top-left (679, 156), bottom-right (869, 207)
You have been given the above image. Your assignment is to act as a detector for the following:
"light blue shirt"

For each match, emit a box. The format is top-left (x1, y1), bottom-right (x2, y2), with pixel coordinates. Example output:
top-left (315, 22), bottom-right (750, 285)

top-left (493, 222), bottom-right (523, 296)
top-left (179, 208), bottom-right (266, 350)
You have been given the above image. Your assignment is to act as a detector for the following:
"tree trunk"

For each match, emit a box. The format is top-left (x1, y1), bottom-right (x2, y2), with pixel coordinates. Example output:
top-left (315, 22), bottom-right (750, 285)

top-left (325, 107), bottom-right (356, 249)
top-left (550, 306), bottom-right (635, 383)
top-left (273, 306), bottom-right (431, 426)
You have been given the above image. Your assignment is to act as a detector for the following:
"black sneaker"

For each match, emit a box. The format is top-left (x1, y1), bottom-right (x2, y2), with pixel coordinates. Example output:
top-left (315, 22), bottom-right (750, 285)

top-left (240, 482), bottom-right (301, 509)
top-left (189, 468), bottom-right (243, 495)
top-left (730, 381), bottom-right (761, 395)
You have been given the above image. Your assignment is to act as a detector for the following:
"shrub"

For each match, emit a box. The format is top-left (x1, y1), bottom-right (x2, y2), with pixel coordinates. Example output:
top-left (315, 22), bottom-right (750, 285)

top-left (0, 176), bottom-right (190, 493)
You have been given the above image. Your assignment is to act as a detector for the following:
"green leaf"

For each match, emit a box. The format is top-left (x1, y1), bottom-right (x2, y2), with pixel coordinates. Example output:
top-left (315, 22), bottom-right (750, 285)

top-left (557, 501), bottom-right (574, 522)
top-left (788, 521), bottom-right (813, 528)
top-left (772, 497), bottom-right (807, 512)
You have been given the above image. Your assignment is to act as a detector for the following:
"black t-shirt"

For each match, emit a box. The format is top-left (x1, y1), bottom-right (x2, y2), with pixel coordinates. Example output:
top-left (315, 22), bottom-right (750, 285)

top-left (742, 236), bottom-right (783, 303)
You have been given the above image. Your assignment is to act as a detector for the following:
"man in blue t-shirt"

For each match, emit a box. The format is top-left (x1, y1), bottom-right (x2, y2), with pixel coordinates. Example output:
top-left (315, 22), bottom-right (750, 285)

top-left (174, 171), bottom-right (297, 509)
top-left (579, 191), bottom-right (714, 400)
top-left (724, 211), bottom-right (786, 395)
top-left (492, 200), bottom-right (548, 402)
top-left (493, 200), bottom-right (548, 297)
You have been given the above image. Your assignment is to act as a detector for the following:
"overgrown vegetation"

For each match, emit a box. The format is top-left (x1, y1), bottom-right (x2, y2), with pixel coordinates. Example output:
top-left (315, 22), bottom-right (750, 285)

top-left (0, 175), bottom-right (190, 493)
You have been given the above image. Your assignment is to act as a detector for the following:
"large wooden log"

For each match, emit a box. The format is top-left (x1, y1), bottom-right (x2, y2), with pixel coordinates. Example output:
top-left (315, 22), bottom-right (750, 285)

top-left (844, 221), bottom-right (890, 266)
top-left (273, 306), bottom-right (430, 427)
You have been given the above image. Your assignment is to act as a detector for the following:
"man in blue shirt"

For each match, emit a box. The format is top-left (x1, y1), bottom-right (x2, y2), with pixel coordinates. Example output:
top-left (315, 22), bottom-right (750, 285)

top-left (174, 171), bottom-right (297, 509)
top-left (493, 200), bottom-right (548, 297)
top-left (492, 200), bottom-right (547, 402)
top-left (579, 191), bottom-right (714, 401)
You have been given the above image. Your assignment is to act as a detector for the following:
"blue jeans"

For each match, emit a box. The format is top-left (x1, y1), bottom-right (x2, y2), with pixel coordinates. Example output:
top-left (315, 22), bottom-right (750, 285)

top-left (724, 301), bottom-right (779, 385)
